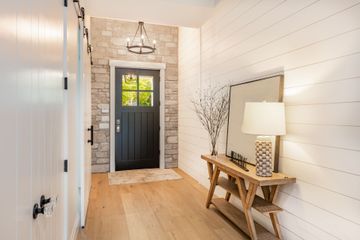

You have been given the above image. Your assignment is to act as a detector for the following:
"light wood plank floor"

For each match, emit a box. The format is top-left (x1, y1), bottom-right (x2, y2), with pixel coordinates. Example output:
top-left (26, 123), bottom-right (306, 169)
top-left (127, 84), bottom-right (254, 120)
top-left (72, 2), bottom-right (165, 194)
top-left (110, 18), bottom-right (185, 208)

top-left (77, 168), bottom-right (248, 240)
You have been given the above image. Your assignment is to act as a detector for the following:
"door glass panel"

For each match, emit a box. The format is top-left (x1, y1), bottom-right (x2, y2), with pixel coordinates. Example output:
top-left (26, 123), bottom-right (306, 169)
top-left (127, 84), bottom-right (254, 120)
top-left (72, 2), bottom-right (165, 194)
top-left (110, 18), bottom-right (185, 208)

top-left (122, 91), bottom-right (137, 106)
top-left (122, 74), bottom-right (137, 90)
top-left (139, 76), bottom-right (153, 90)
top-left (139, 92), bottom-right (153, 107)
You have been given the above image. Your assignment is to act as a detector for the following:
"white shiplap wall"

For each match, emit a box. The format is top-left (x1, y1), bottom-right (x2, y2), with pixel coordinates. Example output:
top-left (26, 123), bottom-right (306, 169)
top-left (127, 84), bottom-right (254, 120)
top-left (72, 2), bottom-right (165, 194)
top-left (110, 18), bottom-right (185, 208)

top-left (178, 0), bottom-right (360, 239)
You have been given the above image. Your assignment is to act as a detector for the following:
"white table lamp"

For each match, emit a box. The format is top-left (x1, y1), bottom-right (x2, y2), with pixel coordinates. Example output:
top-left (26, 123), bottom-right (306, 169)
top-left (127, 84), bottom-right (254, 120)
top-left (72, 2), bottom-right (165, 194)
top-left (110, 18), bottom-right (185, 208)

top-left (241, 102), bottom-right (286, 177)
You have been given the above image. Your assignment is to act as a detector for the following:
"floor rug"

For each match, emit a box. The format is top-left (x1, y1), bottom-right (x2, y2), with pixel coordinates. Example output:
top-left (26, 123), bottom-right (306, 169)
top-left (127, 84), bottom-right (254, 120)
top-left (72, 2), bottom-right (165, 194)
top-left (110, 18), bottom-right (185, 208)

top-left (108, 168), bottom-right (182, 185)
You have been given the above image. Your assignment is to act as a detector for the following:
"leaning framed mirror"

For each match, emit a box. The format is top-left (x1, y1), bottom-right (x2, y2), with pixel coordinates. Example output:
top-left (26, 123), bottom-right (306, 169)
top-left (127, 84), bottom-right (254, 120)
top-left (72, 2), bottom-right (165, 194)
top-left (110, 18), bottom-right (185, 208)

top-left (225, 75), bottom-right (284, 172)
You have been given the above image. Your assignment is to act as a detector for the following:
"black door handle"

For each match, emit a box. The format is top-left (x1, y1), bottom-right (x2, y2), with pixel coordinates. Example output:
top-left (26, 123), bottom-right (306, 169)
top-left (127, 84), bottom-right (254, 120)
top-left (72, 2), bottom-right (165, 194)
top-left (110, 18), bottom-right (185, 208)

top-left (33, 203), bottom-right (44, 219)
top-left (33, 195), bottom-right (51, 219)
top-left (87, 125), bottom-right (93, 145)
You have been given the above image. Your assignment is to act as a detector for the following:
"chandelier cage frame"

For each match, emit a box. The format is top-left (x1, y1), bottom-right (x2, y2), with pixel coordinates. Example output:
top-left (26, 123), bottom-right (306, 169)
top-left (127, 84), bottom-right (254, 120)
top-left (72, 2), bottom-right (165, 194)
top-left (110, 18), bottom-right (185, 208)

top-left (127, 22), bottom-right (156, 54)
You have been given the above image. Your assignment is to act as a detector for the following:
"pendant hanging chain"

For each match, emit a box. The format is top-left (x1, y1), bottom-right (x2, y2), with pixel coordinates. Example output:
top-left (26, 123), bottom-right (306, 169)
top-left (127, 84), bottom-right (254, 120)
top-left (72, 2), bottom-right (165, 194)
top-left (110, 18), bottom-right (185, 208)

top-left (142, 25), bottom-right (152, 45)
top-left (140, 22), bottom-right (144, 53)
top-left (131, 23), bottom-right (141, 44)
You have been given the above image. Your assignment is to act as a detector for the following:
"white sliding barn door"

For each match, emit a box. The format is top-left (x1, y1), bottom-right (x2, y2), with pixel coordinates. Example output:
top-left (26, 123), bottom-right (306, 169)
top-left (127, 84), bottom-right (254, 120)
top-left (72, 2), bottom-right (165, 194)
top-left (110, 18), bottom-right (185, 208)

top-left (79, 19), bottom-right (92, 228)
top-left (0, 0), bottom-right (65, 239)
top-left (64, 2), bottom-right (82, 240)
top-left (64, 3), bottom-right (92, 236)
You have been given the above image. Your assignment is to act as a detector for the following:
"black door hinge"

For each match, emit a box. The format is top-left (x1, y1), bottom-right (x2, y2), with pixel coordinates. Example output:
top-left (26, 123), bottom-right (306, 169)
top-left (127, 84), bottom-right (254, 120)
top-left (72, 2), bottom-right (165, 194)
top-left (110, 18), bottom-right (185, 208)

top-left (64, 160), bottom-right (68, 172)
top-left (64, 0), bottom-right (68, 7)
top-left (64, 77), bottom-right (68, 90)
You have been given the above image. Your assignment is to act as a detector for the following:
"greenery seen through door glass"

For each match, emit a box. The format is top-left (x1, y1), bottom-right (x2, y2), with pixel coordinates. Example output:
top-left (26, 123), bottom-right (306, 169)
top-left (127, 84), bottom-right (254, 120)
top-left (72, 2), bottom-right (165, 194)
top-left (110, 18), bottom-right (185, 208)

top-left (139, 76), bottom-right (153, 90)
top-left (122, 74), bottom-right (137, 90)
top-left (122, 91), bottom-right (137, 106)
top-left (139, 92), bottom-right (153, 107)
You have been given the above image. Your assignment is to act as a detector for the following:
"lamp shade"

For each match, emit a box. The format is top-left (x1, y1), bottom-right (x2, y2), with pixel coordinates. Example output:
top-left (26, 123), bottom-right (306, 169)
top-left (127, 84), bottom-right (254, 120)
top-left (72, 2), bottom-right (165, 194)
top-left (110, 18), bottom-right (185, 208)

top-left (241, 102), bottom-right (286, 136)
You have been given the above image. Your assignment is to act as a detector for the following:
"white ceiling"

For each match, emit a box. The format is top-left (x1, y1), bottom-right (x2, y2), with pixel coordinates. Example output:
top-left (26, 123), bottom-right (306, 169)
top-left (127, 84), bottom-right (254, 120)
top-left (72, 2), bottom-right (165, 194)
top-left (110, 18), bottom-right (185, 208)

top-left (84, 0), bottom-right (219, 27)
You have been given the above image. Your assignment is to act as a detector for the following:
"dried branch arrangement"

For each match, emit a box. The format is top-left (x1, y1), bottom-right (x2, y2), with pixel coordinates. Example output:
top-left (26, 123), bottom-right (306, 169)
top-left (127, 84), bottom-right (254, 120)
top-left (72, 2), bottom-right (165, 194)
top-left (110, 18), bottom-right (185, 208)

top-left (192, 85), bottom-right (230, 155)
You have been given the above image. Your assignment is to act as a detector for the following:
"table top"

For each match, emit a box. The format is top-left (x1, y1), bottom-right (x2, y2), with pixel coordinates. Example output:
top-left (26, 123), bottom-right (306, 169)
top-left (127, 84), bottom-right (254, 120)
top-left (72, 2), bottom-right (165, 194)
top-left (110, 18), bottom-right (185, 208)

top-left (201, 154), bottom-right (296, 186)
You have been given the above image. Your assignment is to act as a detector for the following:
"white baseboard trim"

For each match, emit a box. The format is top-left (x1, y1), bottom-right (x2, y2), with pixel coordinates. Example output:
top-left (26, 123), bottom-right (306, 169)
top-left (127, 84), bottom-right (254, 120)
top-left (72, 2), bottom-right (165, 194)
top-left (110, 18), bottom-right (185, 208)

top-left (69, 214), bottom-right (80, 240)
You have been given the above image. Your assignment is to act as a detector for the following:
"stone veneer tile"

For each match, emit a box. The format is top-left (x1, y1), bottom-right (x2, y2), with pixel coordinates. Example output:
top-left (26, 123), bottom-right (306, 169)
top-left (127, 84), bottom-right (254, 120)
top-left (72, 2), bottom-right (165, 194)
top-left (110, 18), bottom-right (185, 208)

top-left (91, 17), bottom-right (178, 172)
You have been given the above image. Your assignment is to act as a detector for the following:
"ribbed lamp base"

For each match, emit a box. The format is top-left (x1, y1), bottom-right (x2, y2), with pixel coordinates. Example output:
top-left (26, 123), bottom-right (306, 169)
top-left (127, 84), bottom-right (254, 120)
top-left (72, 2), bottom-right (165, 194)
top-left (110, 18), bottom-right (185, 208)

top-left (255, 139), bottom-right (273, 177)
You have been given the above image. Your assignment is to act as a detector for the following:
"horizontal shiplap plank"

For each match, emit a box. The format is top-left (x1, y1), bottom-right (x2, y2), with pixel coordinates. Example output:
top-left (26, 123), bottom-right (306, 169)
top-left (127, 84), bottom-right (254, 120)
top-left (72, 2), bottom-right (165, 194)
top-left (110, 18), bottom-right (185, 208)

top-left (286, 102), bottom-right (360, 126)
top-left (284, 53), bottom-right (360, 87)
top-left (284, 77), bottom-right (360, 105)
top-left (277, 191), bottom-right (360, 240)
top-left (279, 157), bottom-right (360, 200)
top-left (281, 140), bottom-right (360, 176)
top-left (277, 210), bottom-right (339, 240)
top-left (281, 179), bottom-right (360, 225)
top-left (202, 0), bottom-right (317, 58)
top-left (202, 0), bottom-right (259, 35)
top-left (203, 0), bottom-right (360, 75)
top-left (211, 28), bottom-right (360, 83)
top-left (203, 0), bottom-right (286, 52)
top-left (280, 226), bottom-right (304, 240)
top-left (285, 123), bottom-right (360, 151)
top-left (179, 138), bottom-right (209, 155)
top-left (201, 0), bottom-right (245, 37)
top-left (202, 0), bottom-right (262, 51)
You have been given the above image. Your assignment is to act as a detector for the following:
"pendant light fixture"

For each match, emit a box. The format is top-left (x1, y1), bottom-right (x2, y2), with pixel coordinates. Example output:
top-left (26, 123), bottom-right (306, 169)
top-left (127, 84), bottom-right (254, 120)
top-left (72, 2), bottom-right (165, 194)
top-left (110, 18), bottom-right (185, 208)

top-left (126, 21), bottom-right (156, 54)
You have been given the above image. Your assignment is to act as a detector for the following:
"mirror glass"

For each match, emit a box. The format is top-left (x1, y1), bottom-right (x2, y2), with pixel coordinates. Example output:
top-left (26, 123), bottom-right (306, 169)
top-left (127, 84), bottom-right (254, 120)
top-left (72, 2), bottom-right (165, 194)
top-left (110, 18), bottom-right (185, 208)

top-left (226, 75), bottom-right (283, 171)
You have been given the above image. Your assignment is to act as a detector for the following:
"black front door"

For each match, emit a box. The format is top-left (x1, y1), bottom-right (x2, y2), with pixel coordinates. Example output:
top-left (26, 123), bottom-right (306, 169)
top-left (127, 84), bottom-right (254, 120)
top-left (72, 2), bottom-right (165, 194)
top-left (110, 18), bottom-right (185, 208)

top-left (115, 68), bottom-right (160, 171)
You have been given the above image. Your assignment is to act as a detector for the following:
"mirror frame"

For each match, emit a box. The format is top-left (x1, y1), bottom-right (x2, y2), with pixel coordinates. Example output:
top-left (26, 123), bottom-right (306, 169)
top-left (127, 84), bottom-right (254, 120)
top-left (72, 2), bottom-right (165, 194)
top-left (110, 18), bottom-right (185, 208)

top-left (225, 74), bottom-right (284, 172)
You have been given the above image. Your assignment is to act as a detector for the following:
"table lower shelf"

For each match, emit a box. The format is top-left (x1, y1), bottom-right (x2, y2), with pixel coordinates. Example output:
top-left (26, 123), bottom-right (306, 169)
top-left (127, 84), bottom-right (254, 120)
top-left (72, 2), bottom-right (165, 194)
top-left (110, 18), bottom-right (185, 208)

top-left (217, 177), bottom-right (282, 213)
top-left (212, 198), bottom-right (279, 240)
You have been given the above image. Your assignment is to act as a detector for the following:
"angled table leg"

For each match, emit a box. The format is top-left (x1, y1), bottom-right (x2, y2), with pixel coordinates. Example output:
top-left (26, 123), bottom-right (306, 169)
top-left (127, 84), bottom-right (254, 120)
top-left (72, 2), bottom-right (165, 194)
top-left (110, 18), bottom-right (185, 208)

top-left (207, 162), bottom-right (214, 180)
top-left (206, 166), bottom-right (220, 208)
top-left (237, 178), bottom-right (258, 240)
top-left (262, 185), bottom-right (282, 239)
top-left (225, 174), bottom-right (232, 201)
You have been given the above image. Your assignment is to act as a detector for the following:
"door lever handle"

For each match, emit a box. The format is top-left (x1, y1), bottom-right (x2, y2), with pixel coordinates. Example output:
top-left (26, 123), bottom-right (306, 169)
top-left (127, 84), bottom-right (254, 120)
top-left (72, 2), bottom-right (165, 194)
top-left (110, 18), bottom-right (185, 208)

top-left (33, 203), bottom-right (44, 219)
top-left (40, 195), bottom-right (51, 207)
top-left (33, 195), bottom-right (57, 219)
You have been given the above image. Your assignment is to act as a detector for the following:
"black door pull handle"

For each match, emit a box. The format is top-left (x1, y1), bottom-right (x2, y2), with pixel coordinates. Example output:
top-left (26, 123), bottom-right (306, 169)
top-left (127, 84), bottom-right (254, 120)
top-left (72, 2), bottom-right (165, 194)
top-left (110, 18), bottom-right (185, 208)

top-left (33, 203), bottom-right (44, 219)
top-left (33, 195), bottom-right (57, 219)
top-left (87, 125), bottom-right (93, 145)
top-left (40, 195), bottom-right (51, 207)
top-left (33, 195), bottom-right (51, 219)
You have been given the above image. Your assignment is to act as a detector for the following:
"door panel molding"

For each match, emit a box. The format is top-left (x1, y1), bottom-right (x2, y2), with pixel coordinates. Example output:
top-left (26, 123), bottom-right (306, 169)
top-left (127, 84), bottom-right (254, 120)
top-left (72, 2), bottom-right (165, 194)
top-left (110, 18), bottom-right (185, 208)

top-left (109, 60), bottom-right (166, 172)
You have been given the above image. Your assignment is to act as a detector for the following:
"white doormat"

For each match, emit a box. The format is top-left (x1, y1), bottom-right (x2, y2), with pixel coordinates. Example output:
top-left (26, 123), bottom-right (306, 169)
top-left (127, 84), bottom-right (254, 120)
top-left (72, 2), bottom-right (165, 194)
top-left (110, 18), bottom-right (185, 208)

top-left (108, 168), bottom-right (182, 185)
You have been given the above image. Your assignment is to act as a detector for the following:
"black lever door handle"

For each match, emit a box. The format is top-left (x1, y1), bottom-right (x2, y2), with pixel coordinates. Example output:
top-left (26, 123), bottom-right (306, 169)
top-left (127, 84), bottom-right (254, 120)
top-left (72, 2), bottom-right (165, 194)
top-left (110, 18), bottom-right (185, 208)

top-left (33, 195), bottom-right (50, 219)
top-left (33, 203), bottom-right (44, 219)
top-left (40, 195), bottom-right (51, 207)
top-left (87, 125), bottom-right (93, 145)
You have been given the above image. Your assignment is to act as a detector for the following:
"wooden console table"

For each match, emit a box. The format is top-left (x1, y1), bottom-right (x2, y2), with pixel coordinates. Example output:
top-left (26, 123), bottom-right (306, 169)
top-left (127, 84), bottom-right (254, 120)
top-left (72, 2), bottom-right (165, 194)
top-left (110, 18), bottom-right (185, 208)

top-left (201, 154), bottom-right (296, 240)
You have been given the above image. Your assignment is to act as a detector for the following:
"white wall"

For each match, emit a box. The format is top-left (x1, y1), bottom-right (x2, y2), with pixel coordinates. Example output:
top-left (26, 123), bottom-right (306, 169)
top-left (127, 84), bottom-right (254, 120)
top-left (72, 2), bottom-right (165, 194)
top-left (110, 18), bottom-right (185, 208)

top-left (0, 0), bottom-right (65, 239)
top-left (178, 0), bottom-right (360, 239)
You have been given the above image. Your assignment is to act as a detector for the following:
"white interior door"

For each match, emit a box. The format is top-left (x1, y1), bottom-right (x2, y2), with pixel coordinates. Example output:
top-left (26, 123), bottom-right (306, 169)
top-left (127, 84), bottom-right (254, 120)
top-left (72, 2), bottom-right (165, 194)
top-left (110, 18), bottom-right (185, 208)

top-left (0, 0), bottom-right (65, 239)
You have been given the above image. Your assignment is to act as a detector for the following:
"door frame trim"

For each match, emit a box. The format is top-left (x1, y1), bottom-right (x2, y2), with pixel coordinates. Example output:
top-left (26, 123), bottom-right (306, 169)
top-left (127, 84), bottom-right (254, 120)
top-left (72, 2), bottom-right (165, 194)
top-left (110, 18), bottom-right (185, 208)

top-left (109, 60), bottom-right (166, 172)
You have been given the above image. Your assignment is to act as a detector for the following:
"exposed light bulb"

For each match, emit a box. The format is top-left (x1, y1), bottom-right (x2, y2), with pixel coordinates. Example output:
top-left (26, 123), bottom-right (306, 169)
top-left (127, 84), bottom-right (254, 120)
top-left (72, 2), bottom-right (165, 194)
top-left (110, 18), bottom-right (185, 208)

top-left (126, 37), bottom-right (130, 42)
top-left (141, 34), bottom-right (145, 39)
top-left (152, 40), bottom-right (157, 45)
